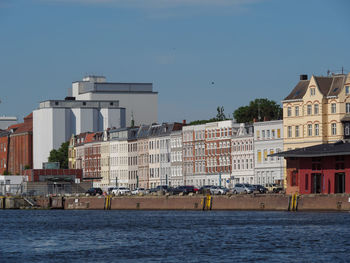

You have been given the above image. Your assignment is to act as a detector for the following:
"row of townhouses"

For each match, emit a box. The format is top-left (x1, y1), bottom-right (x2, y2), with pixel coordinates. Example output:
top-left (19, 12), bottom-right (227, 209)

top-left (68, 120), bottom-right (284, 191)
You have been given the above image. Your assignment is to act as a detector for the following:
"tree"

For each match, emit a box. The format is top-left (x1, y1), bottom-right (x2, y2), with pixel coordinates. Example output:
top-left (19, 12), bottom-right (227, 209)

top-left (233, 98), bottom-right (282, 123)
top-left (48, 141), bottom-right (69, 169)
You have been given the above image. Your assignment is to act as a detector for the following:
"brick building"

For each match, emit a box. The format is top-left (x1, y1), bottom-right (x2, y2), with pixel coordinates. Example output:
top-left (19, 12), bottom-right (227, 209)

top-left (8, 113), bottom-right (33, 174)
top-left (0, 130), bottom-right (10, 174)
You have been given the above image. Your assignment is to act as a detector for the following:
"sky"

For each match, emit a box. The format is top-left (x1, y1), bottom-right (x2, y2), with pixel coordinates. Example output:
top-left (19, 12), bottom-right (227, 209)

top-left (0, 0), bottom-right (349, 123)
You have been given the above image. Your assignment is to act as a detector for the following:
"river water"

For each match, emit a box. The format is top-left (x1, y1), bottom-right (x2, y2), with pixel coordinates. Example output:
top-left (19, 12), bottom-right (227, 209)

top-left (0, 210), bottom-right (349, 262)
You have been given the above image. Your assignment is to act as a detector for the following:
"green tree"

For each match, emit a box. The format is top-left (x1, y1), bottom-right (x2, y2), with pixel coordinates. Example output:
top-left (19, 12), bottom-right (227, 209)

top-left (233, 98), bottom-right (282, 123)
top-left (48, 141), bottom-right (69, 169)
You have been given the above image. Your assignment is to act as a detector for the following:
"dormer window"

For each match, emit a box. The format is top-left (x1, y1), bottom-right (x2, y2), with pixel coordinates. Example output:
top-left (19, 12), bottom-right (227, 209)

top-left (310, 88), bottom-right (315, 96)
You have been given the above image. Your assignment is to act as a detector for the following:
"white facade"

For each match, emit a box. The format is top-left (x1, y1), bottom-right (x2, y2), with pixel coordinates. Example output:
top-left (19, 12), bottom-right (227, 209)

top-left (253, 120), bottom-right (284, 185)
top-left (231, 124), bottom-right (254, 185)
top-left (170, 130), bottom-right (183, 187)
top-left (159, 135), bottom-right (171, 186)
top-left (148, 136), bottom-right (160, 188)
top-left (33, 100), bottom-right (125, 169)
top-left (71, 76), bottom-right (158, 127)
top-left (0, 117), bottom-right (17, 130)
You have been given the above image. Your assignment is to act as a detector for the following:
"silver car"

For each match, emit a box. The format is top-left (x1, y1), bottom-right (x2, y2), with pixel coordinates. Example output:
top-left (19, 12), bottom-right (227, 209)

top-left (231, 184), bottom-right (255, 194)
top-left (111, 187), bottom-right (131, 195)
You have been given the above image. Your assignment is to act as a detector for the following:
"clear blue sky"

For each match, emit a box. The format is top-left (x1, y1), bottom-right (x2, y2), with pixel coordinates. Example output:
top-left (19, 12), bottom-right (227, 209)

top-left (0, 0), bottom-right (349, 123)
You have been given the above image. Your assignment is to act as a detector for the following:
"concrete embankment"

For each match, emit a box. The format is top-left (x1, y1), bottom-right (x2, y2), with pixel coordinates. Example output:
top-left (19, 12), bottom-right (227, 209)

top-left (1, 194), bottom-right (350, 211)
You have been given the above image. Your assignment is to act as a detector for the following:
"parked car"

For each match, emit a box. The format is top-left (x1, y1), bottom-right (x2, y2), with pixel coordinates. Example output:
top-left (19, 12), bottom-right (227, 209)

top-left (111, 187), bottom-right (131, 195)
top-left (86, 188), bottom-right (103, 196)
top-left (149, 185), bottom-right (171, 193)
top-left (252, 184), bottom-right (268, 194)
top-left (209, 186), bottom-right (228, 195)
top-left (198, 185), bottom-right (215, 194)
top-left (131, 188), bottom-right (146, 195)
top-left (265, 183), bottom-right (283, 193)
top-left (171, 185), bottom-right (196, 195)
top-left (231, 184), bottom-right (255, 194)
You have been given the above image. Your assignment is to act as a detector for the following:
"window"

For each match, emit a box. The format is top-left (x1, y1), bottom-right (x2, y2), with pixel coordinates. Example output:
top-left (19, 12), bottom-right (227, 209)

top-left (314, 104), bottom-right (319, 115)
top-left (277, 129), bottom-right (281, 138)
top-left (346, 103), bottom-right (350, 114)
top-left (272, 129), bottom-right (275, 138)
top-left (332, 123), bottom-right (337, 135)
top-left (256, 130), bottom-right (260, 139)
top-left (263, 149), bottom-right (267, 162)
top-left (295, 106), bottom-right (299, 116)
top-left (315, 124), bottom-right (319, 136)
top-left (305, 174), bottom-right (309, 191)
top-left (331, 103), bottom-right (336, 114)
top-left (310, 88), bottom-right (315, 96)
top-left (262, 130), bottom-right (265, 139)
top-left (288, 126), bottom-right (292, 138)
top-left (287, 107), bottom-right (292, 117)
top-left (345, 123), bottom-right (350, 136)
top-left (307, 105), bottom-right (312, 115)
top-left (346, 86), bottom-right (350, 95)
top-left (267, 130), bottom-right (270, 138)
top-left (257, 151), bottom-right (261, 163)
top-left (295, 126), bottom-right (299, 137)
top-left (308, 124), bottom-right (312, 136)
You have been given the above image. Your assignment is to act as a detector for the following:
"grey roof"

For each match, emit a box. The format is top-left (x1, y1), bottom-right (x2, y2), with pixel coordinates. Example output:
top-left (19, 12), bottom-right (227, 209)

top-left (272, 141), bottom-right (350, 158)
top-left (284, 74), bottom-right (346, 101)
top-left (284, 80), bottom-right (309, 100)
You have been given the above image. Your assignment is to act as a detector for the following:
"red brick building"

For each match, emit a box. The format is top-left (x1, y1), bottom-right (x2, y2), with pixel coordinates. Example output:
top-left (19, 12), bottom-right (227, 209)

top-left (8, 113), bottom-right (33, 174)
top-left (0, 130), bottom-right (10, 174)
top-left (277, 141), bottom-right (350, 195)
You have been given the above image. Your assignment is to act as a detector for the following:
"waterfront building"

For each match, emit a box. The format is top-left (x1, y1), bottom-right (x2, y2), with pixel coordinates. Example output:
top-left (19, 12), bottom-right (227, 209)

top-left (276, 141), bottom-right (350, 195)
top-left (68, 135), bottom-right (76, 169)
top-left (33, 99), bottom-right (125, 169)
top-left (283, 73), bottom-right (350, 151)
top-left (8, 113), bottom-right (33, 174)
top-left (100, 131), bottom-right (111, 189)
top-left (182, 124), bottom-right (205, 186)
top-left (253, 120), bottom-right (284, 185)
top-left (206, 120), bottom-right (240, 187)
top-left (137, 125), bottom-right (150, 189)
top-left (109, 128), bottom-right (129, 188)
top-left (0, 130), bottom-right (10, 174)
top-left (82, 132), bottom-right (103, 187)
top-left (127, 128), bottom-right (139, 190)
top-left (170, 130), bottom-right (183, 187)
top-left (70, 75), bottom-right (158, 127)
top-left (231, 123), bottom-right (254, 185)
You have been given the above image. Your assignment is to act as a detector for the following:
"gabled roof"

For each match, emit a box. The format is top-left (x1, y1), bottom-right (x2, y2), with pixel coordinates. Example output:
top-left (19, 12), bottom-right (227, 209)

top-left (272, 141), bottom-right (350, 158)
top-left (284, 74), bottom-right (347, 101)
top-left (283, 80), bottom-right (309, 100)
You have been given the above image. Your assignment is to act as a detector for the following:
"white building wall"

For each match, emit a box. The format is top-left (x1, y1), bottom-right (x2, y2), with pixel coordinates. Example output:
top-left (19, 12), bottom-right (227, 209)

top-left (75, 93), bottom-right (157, 127)
top-left (33, 104), bottom-right (125, 169)
top-left (253, 120), bottom-right (284, 185)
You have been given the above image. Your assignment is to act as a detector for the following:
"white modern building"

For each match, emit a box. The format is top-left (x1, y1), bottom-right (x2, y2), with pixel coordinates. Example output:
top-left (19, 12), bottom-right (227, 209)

top-left (0, 116), bottom-right (17, 130)
top-left (33, 99), bottom-right (125, 169)
top-left (253, 120), bottom-right (284, 185)
top-left (70, 76), bottom-right (158, 127)
top-left (231, 123), bottom-right (254, 185)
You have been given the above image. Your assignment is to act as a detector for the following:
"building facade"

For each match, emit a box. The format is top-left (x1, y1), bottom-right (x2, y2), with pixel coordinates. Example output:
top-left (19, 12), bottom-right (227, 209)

top-left (283, 73), bottom-right (350, 151)
top-left (231, 123), bottom-right (254, 185)
top-left (71, 75), bottom-right (158, 127)
top-left (254, 120), bottom-right (284, 185)
top-left (33, 99), bottom-right (125, 169)
top-left (170, 130), bottom-right (183, 187)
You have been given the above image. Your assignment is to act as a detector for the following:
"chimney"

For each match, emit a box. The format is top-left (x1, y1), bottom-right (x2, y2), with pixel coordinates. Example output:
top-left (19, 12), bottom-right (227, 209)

top-left (182, 120), bottom-right (186, 125)
top-left (300, 74), bottom-right (308, 80)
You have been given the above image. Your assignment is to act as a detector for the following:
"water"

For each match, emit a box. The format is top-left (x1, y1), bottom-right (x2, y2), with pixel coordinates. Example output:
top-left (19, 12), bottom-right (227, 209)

top-left (0, 210), bottom-right (350, 263)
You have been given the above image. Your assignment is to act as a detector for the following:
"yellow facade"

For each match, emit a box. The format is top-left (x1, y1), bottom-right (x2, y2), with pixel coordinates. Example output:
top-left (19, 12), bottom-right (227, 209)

top-left (283, 74), bottom-right (350, 151)
top-left (68, 134), bottom-right (76, 169)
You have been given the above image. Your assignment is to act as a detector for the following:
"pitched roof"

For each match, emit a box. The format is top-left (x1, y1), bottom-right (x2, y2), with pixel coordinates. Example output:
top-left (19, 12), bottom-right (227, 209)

top-left (272, 141), bottom-right (350, 158)
top-left (283, 80), bottom-right (309, 100)
top-left (284, 74), bottom-right (346, 101)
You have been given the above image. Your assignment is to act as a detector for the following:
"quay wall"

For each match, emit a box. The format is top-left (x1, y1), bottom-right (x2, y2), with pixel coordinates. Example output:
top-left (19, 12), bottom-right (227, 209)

top-left (2, 194), bottom-right (350, 211)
